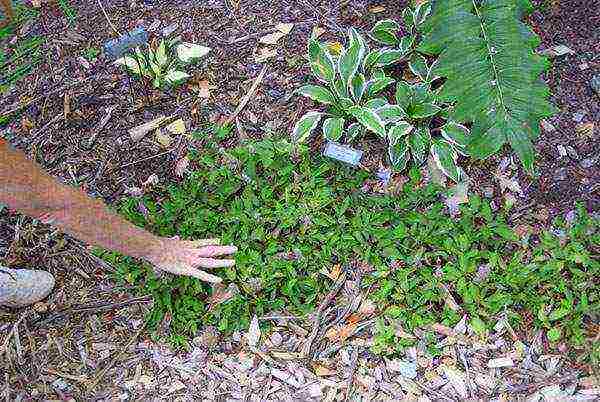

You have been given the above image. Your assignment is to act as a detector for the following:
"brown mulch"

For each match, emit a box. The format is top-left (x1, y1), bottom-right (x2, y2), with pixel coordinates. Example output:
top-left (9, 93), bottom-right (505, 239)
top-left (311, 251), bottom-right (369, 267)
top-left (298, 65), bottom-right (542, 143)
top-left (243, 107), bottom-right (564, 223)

top-left (1, 0), bottom-right (599, 400)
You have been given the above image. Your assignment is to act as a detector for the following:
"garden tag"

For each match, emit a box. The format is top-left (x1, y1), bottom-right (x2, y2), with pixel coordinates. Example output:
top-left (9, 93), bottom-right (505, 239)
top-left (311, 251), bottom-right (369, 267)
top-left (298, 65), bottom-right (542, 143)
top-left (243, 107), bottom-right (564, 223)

top-left (323, 141), bottom-right (363, 166)
top-left (104, 27), bottom-right (149, 59)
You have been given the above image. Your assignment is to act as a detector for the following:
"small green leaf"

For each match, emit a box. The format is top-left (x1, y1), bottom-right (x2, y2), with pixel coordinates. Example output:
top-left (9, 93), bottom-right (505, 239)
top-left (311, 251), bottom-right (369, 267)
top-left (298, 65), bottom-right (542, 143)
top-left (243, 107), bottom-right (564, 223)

top-left (296, 85), bottom-right (336, 105)
top-left (114, 56), bottom-right (145, 75)
top-left (377, 104), bottom-right (406, 123)
top-left (409, 126), bottom-right (430, 165)
top-left (366, 77), bottom-right (395, 98)
top-left (376, 49), bottom-right (407, 67)
top-left (395, 81), bottom-right (412, 109)
top-left (548, 306), bottom-right (571, 322)
top-left (372, 19), bottom-right (401, 33)
top-left (388, 121), bottom-right (414, 142)
top-left (323, 117), bottom-right (345, 141)
top-left (308, 38), bottom-right (336, 83)
top-left (409, 102), bottom-right (441, 119)
top-left (349, 106), bottom-right (386, 137)
top-left (402, 8), bottom-right (415, 30)
top-left (333, 78), bottom-right (349, 99)
top-left (156, 40), bottom-right (168, 67)
top-left (388, 137), bottom-right (410, 171)
top-left (351, 73), bottom-right (367, 103)
top-left (293, 111), bottom-right (323, 143)
top-left (363, 50), bottom-right (381, 71)
top-left (409, 54), bottom-right (429, 81)
top-left (398, 35), bottom-right (416, 52)
top-left (370, 27), bottom-right (399, 46)
top-left (339, 98), bottom-right (354, 110)
top-left (431, 139), bottom-right (461, 182)
top-left (470, 316), bottom-right (487, 337)
top-left (413, 2), bottom-right (432, 25)
top-left (346, 123), bottom-right (365, 142)
top-left (547, 327), bottom-right (561, 342)
top-left (364, 98), bottom-right (388, 109)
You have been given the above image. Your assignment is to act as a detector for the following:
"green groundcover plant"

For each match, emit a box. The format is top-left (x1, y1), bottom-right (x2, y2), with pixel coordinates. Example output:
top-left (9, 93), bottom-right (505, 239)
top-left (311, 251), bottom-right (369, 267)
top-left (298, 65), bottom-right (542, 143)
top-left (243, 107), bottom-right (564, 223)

top-left (98, 138), bottom-right (599, 354)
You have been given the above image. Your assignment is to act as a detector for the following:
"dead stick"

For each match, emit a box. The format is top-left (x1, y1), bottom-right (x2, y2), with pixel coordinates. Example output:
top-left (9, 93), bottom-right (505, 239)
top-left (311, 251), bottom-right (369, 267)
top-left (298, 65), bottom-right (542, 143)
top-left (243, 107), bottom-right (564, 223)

top-left (223, 64), bottom-right (267, 125)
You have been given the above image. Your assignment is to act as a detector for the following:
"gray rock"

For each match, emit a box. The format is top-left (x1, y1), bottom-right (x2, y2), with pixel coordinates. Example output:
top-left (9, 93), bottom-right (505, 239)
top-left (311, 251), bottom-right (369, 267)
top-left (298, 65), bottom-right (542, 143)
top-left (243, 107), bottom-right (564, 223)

top-left (554, 167), bottom-right (569, 181)
top-left (581, 155), bottom-right (599, 169)
top-left (591, 75), bottom-right (600, 97)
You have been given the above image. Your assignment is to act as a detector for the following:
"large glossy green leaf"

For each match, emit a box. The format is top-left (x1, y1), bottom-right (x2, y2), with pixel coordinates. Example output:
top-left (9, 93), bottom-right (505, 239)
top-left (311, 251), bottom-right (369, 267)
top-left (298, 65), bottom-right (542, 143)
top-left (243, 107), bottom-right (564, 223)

top-left (371, 19), bottom-right (400, 46)
top-left (395, 81), bottom-right (412, 109)
top-left (366, 77), bottom-right (395, 98)
top-left (293, 111), bottom-right (323, 143)
top-left (348, 106), bottom-right (386, 137)
top-left (308, 38), bottom-right (336, 83)
top-left (297, 85), bottom-right (336, 105)
top-left (388, 121), bottom-right (414, 143)
top-left (377, 105), bottom-right (407, 123)
top-left (376, 49), bottom-right (408, 67)
top-left (431, 138), bottom-right (461, 182)
top-left (364, 98), bottom-right (388, 109)
top-left (323, 117), bottom-right (345, 141)
top-left (351, 73), bottom-right (367, 103)
top-left (419, 0), bottom-right (556, 172)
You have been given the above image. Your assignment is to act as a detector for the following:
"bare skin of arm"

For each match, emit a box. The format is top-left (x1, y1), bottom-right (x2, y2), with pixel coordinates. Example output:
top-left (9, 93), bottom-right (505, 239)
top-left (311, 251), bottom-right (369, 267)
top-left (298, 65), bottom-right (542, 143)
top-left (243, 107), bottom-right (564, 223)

top-left (0, 139), bottom-right (236, 282)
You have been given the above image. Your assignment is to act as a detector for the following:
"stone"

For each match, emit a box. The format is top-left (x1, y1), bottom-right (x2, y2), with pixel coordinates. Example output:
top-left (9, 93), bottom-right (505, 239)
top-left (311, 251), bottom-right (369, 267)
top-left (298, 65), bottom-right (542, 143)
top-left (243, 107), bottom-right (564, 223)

top-left (591, 75), bottom-right (600, 97)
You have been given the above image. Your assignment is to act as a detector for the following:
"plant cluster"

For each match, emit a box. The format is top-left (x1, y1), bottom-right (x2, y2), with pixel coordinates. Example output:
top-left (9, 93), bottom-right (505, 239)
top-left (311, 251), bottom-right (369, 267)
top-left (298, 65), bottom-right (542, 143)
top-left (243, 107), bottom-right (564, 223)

top-left (114, 37), bottom-right (210, 90)
top-left (100, 138), bottom-right (598, 354)
top-left (295, 0), bottom-right (555, 179)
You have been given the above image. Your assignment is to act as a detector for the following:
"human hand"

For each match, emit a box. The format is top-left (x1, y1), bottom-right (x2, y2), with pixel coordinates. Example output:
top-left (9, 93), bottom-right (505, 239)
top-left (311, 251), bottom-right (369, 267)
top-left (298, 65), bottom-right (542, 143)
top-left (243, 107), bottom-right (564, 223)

top-left (145, 237), bottom-right (237, 283)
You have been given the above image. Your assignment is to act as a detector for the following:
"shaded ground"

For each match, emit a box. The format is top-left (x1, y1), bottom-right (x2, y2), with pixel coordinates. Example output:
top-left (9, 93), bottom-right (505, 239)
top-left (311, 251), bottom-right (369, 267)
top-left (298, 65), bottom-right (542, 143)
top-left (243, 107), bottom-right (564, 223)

top-left (0, 0), bottom-right (599, 400)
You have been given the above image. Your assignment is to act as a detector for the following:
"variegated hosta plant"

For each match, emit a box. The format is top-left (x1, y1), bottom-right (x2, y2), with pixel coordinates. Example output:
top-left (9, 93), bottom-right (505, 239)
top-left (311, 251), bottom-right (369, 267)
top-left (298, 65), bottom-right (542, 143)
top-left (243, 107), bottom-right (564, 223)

top-left (114, 38), bottom-right (210, 89)
top-left (367, 2), bottom-right (432, 78)
top-left (388, 79), bottom-right (468, 182)
top-left (294, 28), bottom-right (397, 144)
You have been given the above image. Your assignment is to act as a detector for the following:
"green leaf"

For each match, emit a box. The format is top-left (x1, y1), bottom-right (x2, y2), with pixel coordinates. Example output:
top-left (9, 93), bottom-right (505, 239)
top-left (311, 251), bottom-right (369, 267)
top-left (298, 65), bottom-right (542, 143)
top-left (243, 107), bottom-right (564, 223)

top-left (339, 28), bottom-right (364, 88)
top-left (363, 50), bottom-right (382, 71)
top-left (349, 106), bottom-right (386, 137)
top-left (366, 77), bottom-right (395, 98)
top-left (371, 20), bottom-right (399, 46)
top-left (402, 7), bottom-right (415, 30)
top-left (373, 19), bottom-right (401, 33)
top-left (413, 2), bottom-right (432, 26)
top-left (431, 139), bottom-right (461, 182)
top-left (409, 54), bottom-right (429, 81)
top-left (376, 49), bottom-right (407, 67)
top-left (399, 36), bottom-right (416, 53)
top-left (351, 73), bottom-right (367, 103)
top-left (409, 102), bottom-right (441, 119)
top-left (308, 38), bottom-right (336, 83)
top-left (364, 98), bottom-right (388, 109)
top-left (323, 117), bottom-right (345, 141)
top-left (114, 56), bottom-right (145, 75)
top-left (470, 316), bottom-right (487, 337)
top-left (547, 327), bottom-right (561, 342)
top-left (333, 78), bottom-right (350, 99)
top-left (293, 111), bottom-right (323, 143)
top-left (440, 121), bottom-right (470, 151)
top-left (176, 42), bottom-right (211, 63)
top-left (395, 81), bottom-right (412, 109)
top-left (388, 121), bottom-right (414, 142)
top-left (420, 0), bottom-right (556, 171)
top-left (346, 123), bottom-right (365, 142)
top-left (156, 40), bottom-right (169, 67)
top-left (377, 104), bottom-right (407, 123)
top-left (388, 137), bottom-right (410, 171)
top-left (296, 85), bottom-right (336, 105)
top-left (409, 126), bottom-right (430, 165)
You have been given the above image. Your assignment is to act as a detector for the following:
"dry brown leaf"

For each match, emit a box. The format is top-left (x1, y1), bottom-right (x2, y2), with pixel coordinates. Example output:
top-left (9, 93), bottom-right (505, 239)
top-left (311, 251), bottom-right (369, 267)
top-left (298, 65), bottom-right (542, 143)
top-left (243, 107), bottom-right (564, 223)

top-left (195, 80), bottom-right (213, 99)
top-left (260, 31), bottom-right (286, 45)
top-left (208, 283), bottom-right (239, 309)
top-left (246, 315), bottom-right (260, 347)
top-left (576, 122), bottom-right (594, 138)
top-left (325, 322), bottom-right (358, 342)
top-left (313, 364), bottom-right (336, 377)
top-left (175, 155), bottom-right (190, 178)
top-left (255, 47), bottom-right (277, 63)
top-left (369, 5), bottom-right (386, 13)
top-left (276, 22), bottom-right (294, 35)
top-left (430, 323), bottom-right (455, 337)
top-left (63, 92), bottom-right (71, 119)
top-left (311, 26), bottom-right (325, 39)
top-left (129, 115), bottom-right (168, 141)
top-left (155, 128), bottom-right (173, 147)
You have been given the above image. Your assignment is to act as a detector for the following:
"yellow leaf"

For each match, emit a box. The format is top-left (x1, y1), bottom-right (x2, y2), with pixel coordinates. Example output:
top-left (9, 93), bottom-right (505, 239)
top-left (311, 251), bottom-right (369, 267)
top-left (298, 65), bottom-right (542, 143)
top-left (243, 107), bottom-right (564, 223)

top-left (327, 42), bottom-right (343, 56)
top-left (255, 47), bottom-right (277, 63)
top-left (155, 128), bottom-right (172, 147)
top-left (166, 118), bottom-right (187, 135)
top-left (369, 5), bottom-right (386, 13)
top-left (313, 364), bottom-right (336, 376)
top-left (260, 31), bottom-right (286, 45)
top-left (276, 22), bottom-right (294, 35)
top-left (311, 26), bottom-right (325, 39)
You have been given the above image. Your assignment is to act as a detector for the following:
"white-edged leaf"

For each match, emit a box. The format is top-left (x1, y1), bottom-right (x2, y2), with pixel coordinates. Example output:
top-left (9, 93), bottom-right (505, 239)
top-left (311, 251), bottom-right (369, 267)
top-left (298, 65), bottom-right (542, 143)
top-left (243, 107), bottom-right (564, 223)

top-left (293, 111), bottom-right (323, 143)
top-left (409, 126), bottom-right (430, 165)
top-left (376, 49), bottom-right (407, 67)
top-left (402, 7), bottom-right (415, 30)
top-left (346, 123), bottom-right (365, 142)
top-left (296, 85), bottom-right (336, 105)
top-left (373, 19), bottom-right (401, 33)
top-left (323, 117), bottom-right (345, 141)
top-left (388, 137), bottom-right (410, 171)
top-left (388, 121), bottom-right (414, 142)
top-left (371, 20), bottom-right (399, 46)
top-left (176, 42), bottom-right (211, 63)
top-left (366, 77), bottom-right (395, 98)
top-left (441, 121), bottom-right (470, 153)
top-left (338, 28), bottom-right (363, 88)
top-left (156, 40), bottom-right (168, 67)
top-left (114, 56), bottom-right (145, 75)
top-left (413, 2), bottom-right (432, 25)
top-left (395, 81), bottom-right (412, 109)
top-left (377, 104), bottom-right (406, 123)
top-left (165, 70), bottom-right (191, 84)
top-left (409, 102), bottom-right (441, 119)
top-left (351, 73), bottom-right (367, 103)
top-left (431, 139), bottom-right (461, 183)
top-left (364, 98), bottom-right (388, 109)
top-left (363, 50), bottom-right (381, 71)
top-left (398, 35), bottom-right (416, 52)
top-left (308, 38), bottom-right (336, 83)
top-left (349, 106), bottom-right (386, 137)
top-left (409, 54), bottom-right (429, 81)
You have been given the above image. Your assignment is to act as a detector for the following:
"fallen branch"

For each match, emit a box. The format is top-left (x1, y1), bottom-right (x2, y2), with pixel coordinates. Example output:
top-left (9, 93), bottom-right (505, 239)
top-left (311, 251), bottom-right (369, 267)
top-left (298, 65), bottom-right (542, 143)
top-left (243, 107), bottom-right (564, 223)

top-left (223, 64), bottom-right (267, 126)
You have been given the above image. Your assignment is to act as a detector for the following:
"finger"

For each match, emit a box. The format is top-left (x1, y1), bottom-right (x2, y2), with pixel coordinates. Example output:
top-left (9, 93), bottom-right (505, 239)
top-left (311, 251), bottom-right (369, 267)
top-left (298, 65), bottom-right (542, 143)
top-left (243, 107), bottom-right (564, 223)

top-left (157, 262), bottom-right (223, 283)
top-left (189, 269), bottom-right (223, 283)
top-left (183, 238), bottom-right (221, 248)
top-left (197, 245), bottom-right (238, 257)
top-left (195, 258), bottom-right (236, 269)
